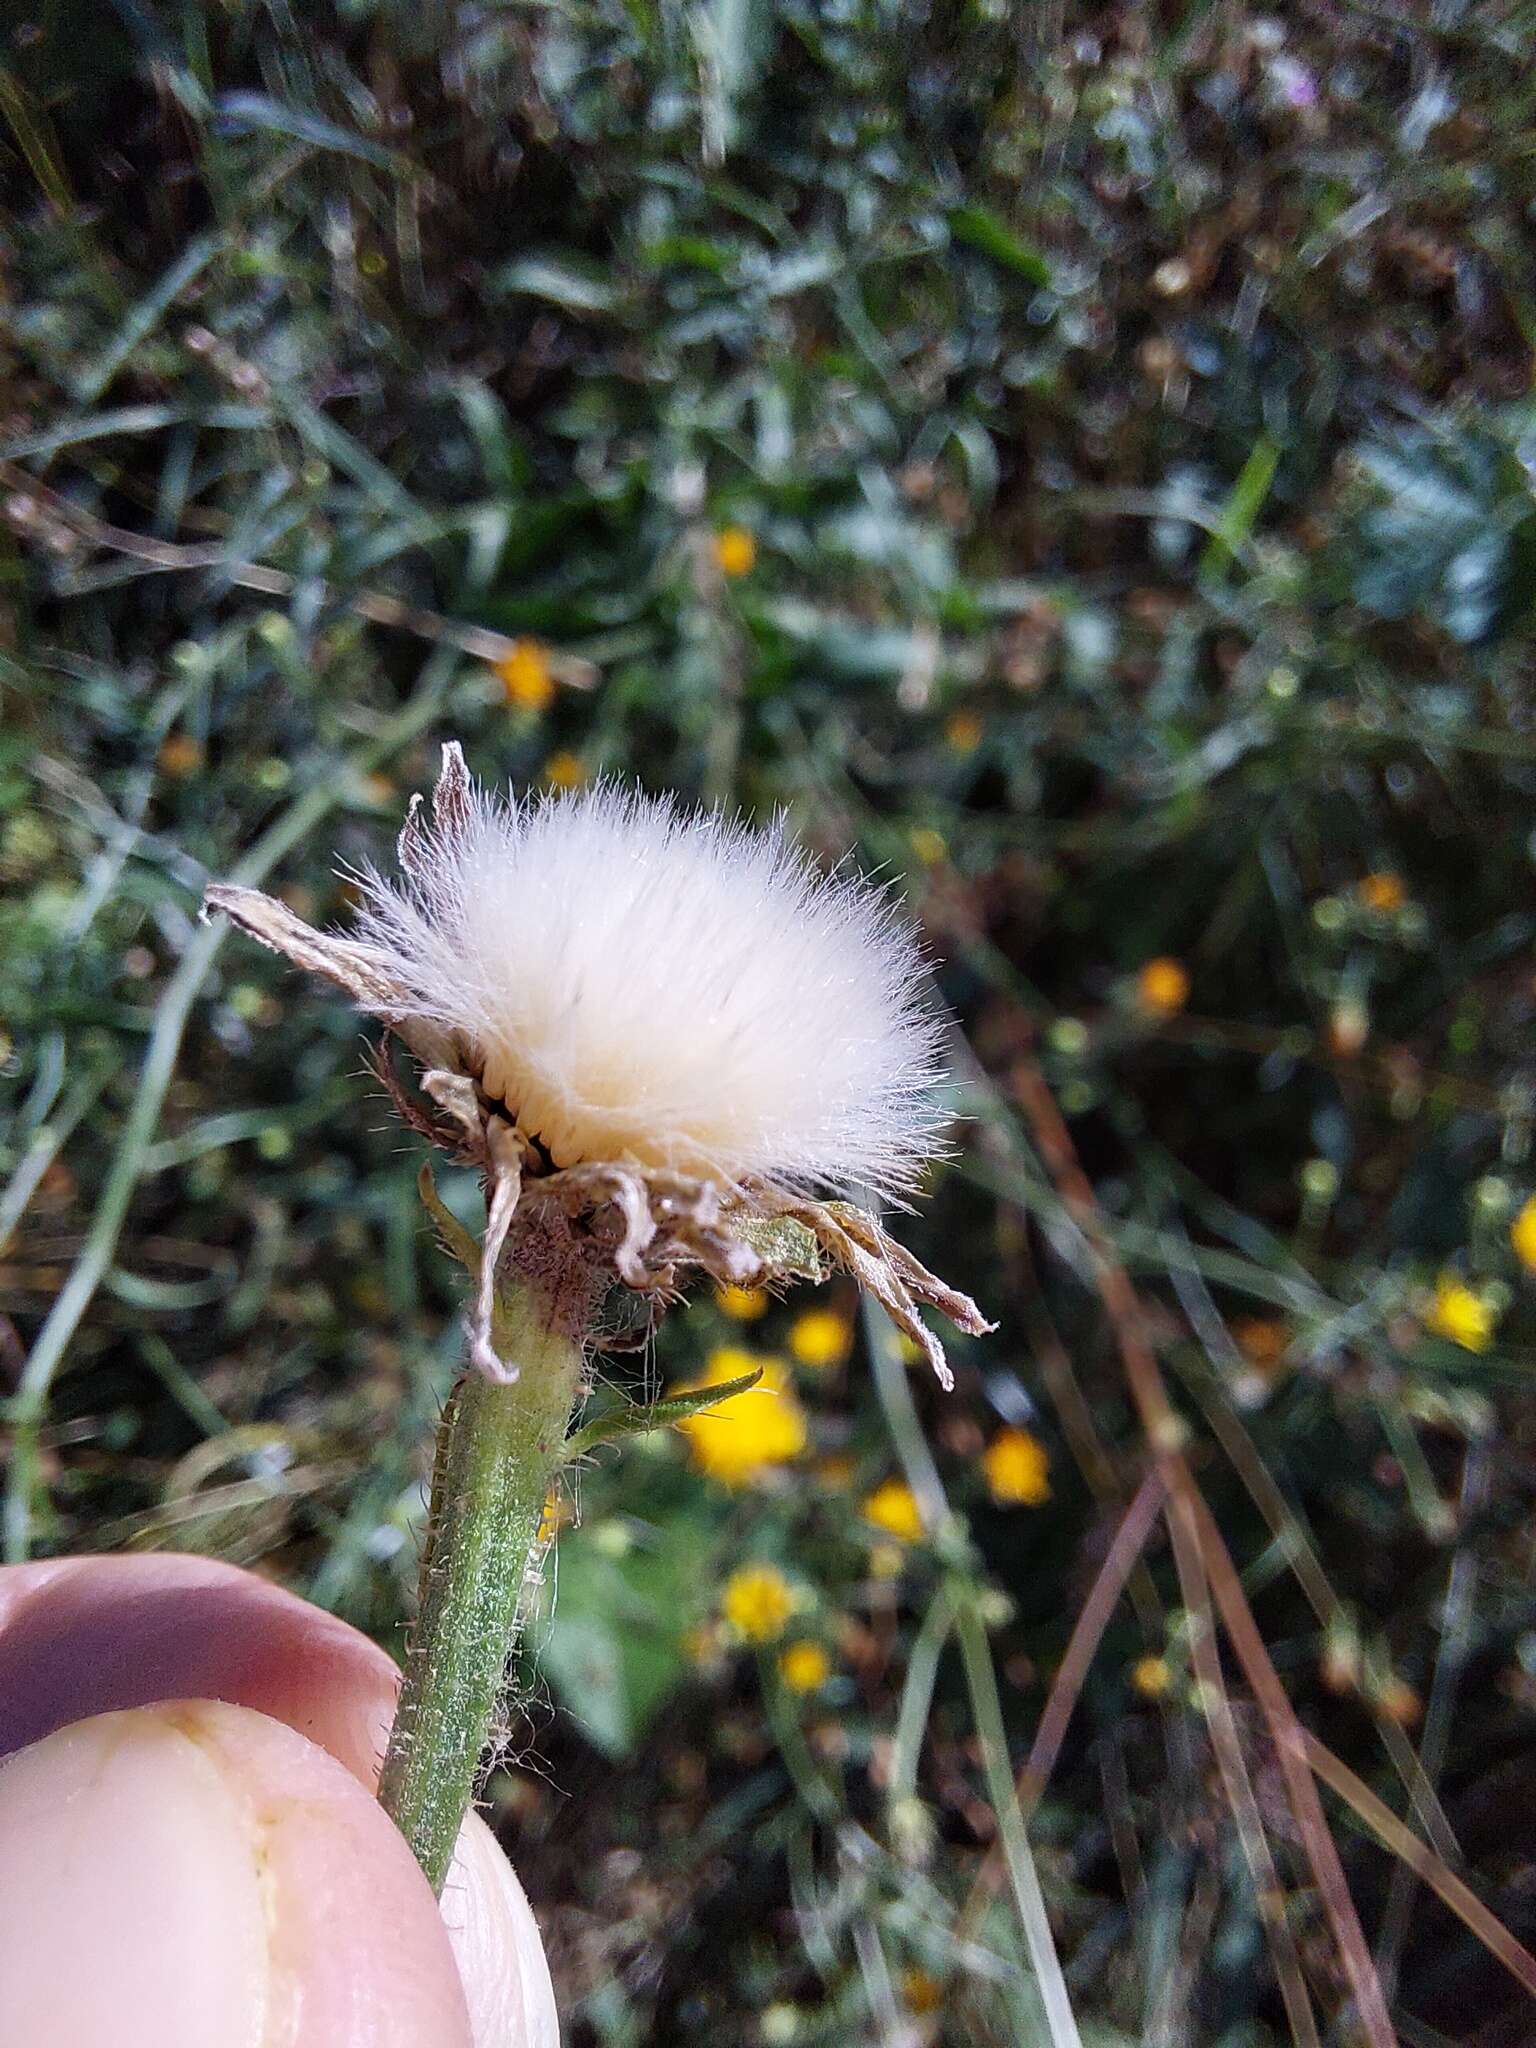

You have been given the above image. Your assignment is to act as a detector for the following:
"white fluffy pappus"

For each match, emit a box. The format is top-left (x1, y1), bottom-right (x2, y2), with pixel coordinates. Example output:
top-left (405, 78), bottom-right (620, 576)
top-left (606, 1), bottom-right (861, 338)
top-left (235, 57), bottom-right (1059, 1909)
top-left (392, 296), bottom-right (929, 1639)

top-left (349, 776), bottom-right (949, 1196)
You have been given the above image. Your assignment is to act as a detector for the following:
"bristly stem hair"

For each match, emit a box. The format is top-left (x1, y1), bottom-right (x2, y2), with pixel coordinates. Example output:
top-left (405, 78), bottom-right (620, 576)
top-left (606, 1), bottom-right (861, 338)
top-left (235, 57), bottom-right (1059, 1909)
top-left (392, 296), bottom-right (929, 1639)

top-left (378, 1272), bottom-right (586, 1893)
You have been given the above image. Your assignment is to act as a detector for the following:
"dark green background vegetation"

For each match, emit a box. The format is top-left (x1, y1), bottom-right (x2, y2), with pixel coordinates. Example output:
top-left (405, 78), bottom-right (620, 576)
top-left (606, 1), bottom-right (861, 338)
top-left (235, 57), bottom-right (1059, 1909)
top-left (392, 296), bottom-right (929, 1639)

top-left (4, 3), bottom-right (1536, 2041)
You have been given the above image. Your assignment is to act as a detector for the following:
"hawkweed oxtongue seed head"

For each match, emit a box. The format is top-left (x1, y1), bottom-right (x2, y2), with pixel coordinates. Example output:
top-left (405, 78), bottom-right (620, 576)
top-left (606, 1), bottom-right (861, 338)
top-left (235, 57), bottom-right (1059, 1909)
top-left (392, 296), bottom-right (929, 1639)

top-left (204, 743), bottom-right (990, 1383)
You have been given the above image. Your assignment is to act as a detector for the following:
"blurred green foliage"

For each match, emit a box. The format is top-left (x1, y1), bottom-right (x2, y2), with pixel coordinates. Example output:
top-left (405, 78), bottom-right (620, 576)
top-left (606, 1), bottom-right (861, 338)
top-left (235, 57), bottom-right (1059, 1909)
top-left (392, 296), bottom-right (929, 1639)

top-left (4, 2), bottom-right (1536, 2042)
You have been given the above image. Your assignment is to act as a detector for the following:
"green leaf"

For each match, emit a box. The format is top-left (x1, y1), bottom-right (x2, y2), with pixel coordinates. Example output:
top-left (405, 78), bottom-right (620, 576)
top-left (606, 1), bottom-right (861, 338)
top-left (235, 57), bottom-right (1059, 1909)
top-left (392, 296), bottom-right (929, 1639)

top-left (71, 230), bottom-right (226, 406)
top-left (1199, 434), bottom-right (1279, 580)
top-left (490, 254), bottom-right (619, 315)
top-left (213, 92), bottom-right (407, 174)
top-left (1347, 424), bottom-right (1534, 644)
top-left (694, 0), bottom-right (773, 162)
top-left (757, 599), bottom-right (933, 682)
top-left (947, 205), bottom-right (1051, 286)
top-left (563, 1368), bottom-right (763, 1462)
top-left (537, 1517), bottom-right (709, 1758)
top-left (416, 1165), bottom-right (480, 1276)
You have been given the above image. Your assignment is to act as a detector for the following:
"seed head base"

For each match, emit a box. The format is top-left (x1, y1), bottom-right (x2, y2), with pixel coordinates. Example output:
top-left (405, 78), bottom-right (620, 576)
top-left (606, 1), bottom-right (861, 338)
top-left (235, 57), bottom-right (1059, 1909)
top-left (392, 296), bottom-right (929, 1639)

top-left (389, 1033), bottom-right (987, 1389)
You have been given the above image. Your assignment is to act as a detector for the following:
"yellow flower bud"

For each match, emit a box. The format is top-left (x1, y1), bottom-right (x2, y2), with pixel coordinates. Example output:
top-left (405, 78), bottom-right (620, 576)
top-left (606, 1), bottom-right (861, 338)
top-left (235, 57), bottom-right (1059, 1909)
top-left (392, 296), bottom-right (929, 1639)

top-left (1425, 1275), bottom-right (1496, 1353)
top-left (722, 1563), bottom-right (794, 1643)
top-left (1357, 871), bottom-right (1406, 914)
top-left (778, 1639), bottom-right (831, 1694)
top-left (788, 1307), bottom-right (852, 1369)
top-left (716, 1283), bottom-right (769, 1321)
top-left (981, 1427), bottom-right (1051, 1507)
top-left (862, 1478), bottom-right (925, 1544)
top-left (495, 639), bottom-right (555, 713)
top-left (1135, 956), bottom-right (1189, 1017)
top-left (713, 526), bottom-right (757, 577)
top-left (1130, 1655), bottom-right (1171, 1698)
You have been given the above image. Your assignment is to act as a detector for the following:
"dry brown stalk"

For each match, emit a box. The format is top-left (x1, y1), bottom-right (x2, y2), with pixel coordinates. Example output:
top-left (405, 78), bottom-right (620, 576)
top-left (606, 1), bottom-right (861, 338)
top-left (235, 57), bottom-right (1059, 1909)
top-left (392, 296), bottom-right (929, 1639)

top-left (1166, 1504), bottom-right (1321, 2048)
top-left (953, 1467), bottom-right (1166, 1951)
top-left (1008, 1055), bottom-right (1396, 2047)
top-left (1178, 1359), bottom-right (1461, 1866)
top-left (1021, 1468), bottom-right (1166, 1822)
top-left (1301, 1733), bottom-right (1536, 2003)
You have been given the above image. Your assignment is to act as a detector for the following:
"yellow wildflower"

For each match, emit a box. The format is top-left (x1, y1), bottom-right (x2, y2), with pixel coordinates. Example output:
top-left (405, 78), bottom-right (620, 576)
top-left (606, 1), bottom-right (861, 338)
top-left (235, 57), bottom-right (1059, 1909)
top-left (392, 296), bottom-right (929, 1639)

top-left (1374, 1673), bottom-right (1422, 1728)
top-left (677, 1348), bottom-right (807, 1485)
top-left (716, 1282), bottom-right (769, 1321)
top-left (944, 708), bottom-right (983, 753)
top-left (1236, 1310), bottom-right (1294, 1392)
top-left (779, 1639), bottom-right (831, 1694)
top-left (789, 1306), bottom-right (853, 1370)
top-left (713, 526), bottom-right (757, 577)
top-left (908, 825), bottom-right (947, 867)
top-left (981, 1427), bottom-right (1051, 1507)
top-left (1511, 1196), bottom-right (1536, 1276)
top-left (862, 1477), bottom-right (925, 1544)
top-left (1135, 956), bottom-right (1189, 1017)
top-left (901, 1968), bottom-right (942, 2015)
top-left (1357, 872), bottom-right (1406, 915)
top-left (542, 750), bottom-right (586, 790)
top-left (157, 732), bottom-right (204, 778)
top-left (1233, 1318), bottom-right (1288, 1374)
top-left (1425, 1274), bottom-right (1496, 1353)
top-left (495, 638), bottom-right (555, 713)
top-left (723, 1563), bottom-right (794, 1643)
top-left (1131, 1655), bottom-right (1171, 1698)
top-left (536, 1486), bottom-right (567, 1544)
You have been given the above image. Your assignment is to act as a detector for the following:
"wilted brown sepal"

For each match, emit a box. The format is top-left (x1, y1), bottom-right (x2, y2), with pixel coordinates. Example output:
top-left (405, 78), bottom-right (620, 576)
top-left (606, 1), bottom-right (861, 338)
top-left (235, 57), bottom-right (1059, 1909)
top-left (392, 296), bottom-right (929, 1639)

top-left (201, 881), bottom-right (455, 1071)
top-left (398, 741), bottom-right (474, 880)
top-left (761, 1196), bottom-right (991, 1392)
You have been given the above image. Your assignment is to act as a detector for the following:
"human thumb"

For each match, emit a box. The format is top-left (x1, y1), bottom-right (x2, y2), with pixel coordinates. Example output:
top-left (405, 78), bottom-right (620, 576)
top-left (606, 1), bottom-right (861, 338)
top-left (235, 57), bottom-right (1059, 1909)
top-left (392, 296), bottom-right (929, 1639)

top-left (0, 1699), bottom-right (486, 2048)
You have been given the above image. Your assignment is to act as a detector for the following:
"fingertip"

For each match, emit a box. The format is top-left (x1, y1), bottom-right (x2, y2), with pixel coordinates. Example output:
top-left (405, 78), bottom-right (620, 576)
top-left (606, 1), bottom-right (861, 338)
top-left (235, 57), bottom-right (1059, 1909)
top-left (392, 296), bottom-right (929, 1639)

top-left (0, 1562), bottom-right (561, 2046)
top-left (441, 1815), bottom-right (560, 2048)
top-left (0, 1702), bottom-right (473, 2048)
top-left (0, 1556), bottom-right (398, 1784)
top-left (0, 1706), bottom-right (269, 2048)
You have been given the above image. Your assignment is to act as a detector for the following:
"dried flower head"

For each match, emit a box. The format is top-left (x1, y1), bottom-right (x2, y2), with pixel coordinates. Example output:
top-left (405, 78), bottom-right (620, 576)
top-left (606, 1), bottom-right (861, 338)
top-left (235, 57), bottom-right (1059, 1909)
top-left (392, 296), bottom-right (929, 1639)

top-left (205, 744), bottom-right (989, 1385)
top-left (352, 762), bottom-right (944, 1195)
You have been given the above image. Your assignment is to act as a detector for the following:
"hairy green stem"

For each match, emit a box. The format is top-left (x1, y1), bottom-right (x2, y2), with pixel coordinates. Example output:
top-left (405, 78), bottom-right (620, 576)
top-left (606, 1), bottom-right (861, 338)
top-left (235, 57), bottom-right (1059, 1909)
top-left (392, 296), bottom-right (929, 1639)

top-left (379, 1279), bottom-right (583, 1894)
